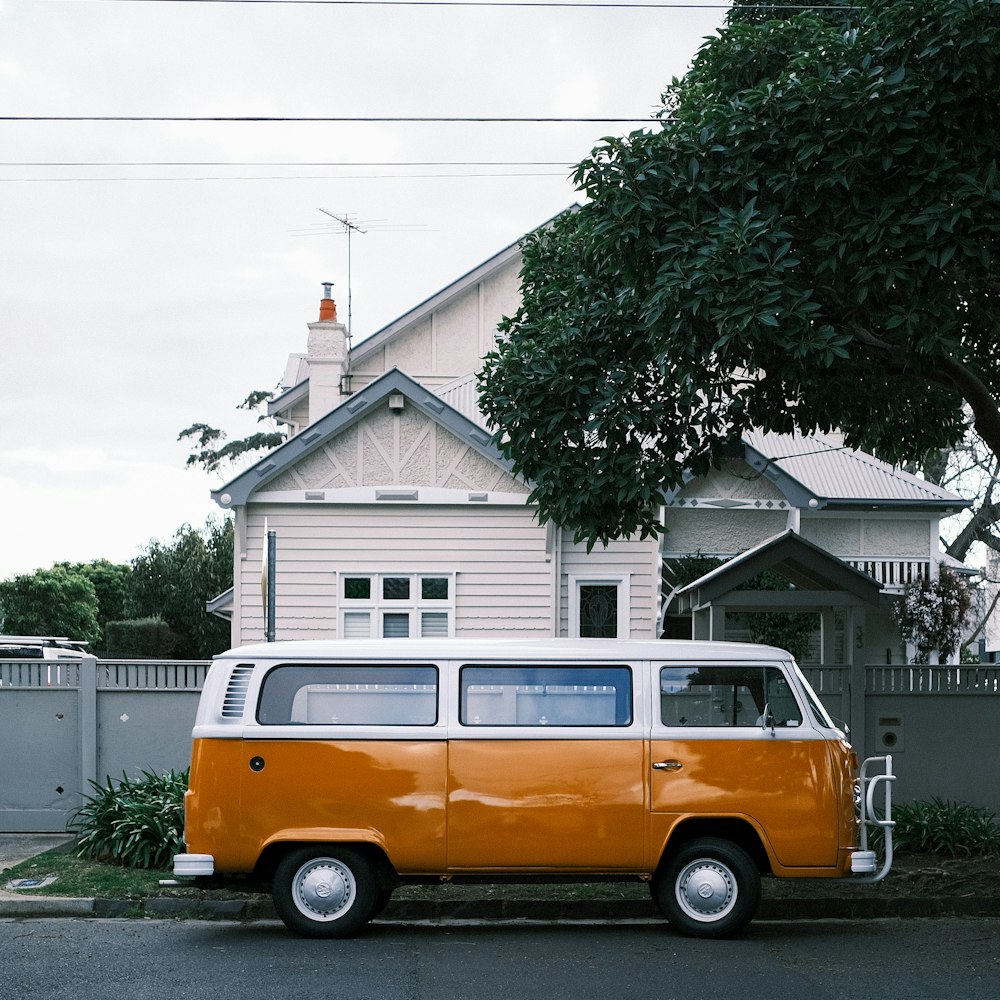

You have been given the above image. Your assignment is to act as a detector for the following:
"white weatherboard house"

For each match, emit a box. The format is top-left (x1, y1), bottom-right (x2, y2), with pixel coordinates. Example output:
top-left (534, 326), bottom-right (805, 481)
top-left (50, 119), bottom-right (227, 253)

top-left (210, 224), bottom-right (971, 669)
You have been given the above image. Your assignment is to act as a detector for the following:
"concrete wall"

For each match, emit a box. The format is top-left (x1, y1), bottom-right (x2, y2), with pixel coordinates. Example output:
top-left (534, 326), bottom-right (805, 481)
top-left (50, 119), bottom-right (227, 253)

top-left (0, 658), bottom-right (207, 833)
top-left (803, 662), bottom-right (1000, 812)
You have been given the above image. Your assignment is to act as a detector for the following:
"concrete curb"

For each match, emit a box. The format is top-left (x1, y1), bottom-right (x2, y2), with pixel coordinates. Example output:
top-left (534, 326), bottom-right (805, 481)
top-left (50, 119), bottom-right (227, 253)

top-left (3, 893), bottom-right (1000, 923)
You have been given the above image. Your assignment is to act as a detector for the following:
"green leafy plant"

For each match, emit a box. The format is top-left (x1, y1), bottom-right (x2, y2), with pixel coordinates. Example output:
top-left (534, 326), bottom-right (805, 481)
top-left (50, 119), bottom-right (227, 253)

top-left (69, 768), bottom-right (189, 869)
top-left (888, 798), bottom-right (1000, 857)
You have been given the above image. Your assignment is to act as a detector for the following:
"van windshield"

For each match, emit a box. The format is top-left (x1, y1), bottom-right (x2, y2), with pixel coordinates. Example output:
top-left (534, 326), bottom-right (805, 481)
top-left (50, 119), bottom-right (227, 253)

top-left (791, 663), bottom-right (839, 730)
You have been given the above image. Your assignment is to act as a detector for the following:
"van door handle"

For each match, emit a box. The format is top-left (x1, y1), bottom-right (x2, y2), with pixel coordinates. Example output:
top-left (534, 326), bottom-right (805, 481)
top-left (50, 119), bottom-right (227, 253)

top-left (653, 759), bottom-right (683, 771)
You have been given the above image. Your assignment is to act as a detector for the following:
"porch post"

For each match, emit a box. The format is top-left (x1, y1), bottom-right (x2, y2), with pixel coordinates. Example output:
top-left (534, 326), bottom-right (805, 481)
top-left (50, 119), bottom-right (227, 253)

top-left (847, 604), bottom-right (867, 760)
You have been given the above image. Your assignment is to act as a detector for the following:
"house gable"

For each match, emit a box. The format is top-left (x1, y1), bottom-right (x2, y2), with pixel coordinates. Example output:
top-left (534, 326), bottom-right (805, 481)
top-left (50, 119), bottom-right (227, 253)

top-left (213, 369), bottom-right (526, 510)
top-left (261, 402), bottom-right (526, 495)
top-left (348, 224), bottom-right (535, 381)
top-left (677, 529), bottom-right (883, 611)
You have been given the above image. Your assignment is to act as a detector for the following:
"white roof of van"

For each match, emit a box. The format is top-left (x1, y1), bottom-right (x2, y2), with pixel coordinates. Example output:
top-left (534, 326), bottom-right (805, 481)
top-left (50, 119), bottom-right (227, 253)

top-left (216, 637), bottom-right (793, 663)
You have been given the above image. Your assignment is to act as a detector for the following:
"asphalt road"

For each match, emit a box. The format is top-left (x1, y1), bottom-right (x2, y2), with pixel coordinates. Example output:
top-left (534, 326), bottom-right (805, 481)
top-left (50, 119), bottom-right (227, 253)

top-left (2, 916), bottom-right (998, 1000)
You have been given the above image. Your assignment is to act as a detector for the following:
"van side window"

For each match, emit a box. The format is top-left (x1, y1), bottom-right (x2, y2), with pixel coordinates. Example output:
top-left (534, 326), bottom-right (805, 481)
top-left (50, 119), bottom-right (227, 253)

top-left (460, 665), bottom-right (632, 727)
top-left (660, 665), bottom-right (802, 728)
top-left (257, 664), bottom-right (438, 725)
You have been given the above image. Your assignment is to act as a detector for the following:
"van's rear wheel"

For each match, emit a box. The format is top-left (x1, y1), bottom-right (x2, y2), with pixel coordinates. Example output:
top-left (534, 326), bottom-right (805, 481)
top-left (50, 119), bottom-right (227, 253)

top-left (653, 838), bottom-right (760, 938)
top-left (273, 846), bottom-right (377, 938)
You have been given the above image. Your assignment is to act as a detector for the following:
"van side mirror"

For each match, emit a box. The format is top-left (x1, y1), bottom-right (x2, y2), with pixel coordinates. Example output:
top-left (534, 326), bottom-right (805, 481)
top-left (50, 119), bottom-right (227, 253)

top-left (760, 703), bottom-right (776, 737)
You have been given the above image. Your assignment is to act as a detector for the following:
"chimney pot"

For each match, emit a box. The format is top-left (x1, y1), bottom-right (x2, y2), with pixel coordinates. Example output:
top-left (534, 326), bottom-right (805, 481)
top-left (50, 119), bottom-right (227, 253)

top-left (319, 282), bottom-right (337, 322)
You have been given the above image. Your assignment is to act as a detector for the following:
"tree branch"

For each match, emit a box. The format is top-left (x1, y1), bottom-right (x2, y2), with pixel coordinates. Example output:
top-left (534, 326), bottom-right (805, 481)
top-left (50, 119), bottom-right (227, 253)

top-left (928, 355), bottom-right (1000, 463)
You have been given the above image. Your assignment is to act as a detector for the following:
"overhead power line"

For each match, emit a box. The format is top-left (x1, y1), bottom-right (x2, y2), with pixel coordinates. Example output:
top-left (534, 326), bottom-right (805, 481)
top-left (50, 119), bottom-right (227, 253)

top-left (0, 159), bottom-right (574, 167)
top-left (67, 1), bottom-right (858, 10)
top-left (1, 114), bottom-right (655, 124)
top-left (0, 171), bottom-right (566, 182)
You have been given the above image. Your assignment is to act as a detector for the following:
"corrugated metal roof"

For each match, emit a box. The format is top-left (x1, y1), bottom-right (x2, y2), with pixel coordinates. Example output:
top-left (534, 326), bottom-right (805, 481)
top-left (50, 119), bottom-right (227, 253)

top-left (744, 430), bottom-right (968, 507)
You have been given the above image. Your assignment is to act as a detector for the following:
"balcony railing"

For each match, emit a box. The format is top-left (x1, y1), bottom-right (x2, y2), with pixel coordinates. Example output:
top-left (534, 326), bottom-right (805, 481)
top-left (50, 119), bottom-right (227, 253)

top-left (844, 558), bottom-right (930, 589)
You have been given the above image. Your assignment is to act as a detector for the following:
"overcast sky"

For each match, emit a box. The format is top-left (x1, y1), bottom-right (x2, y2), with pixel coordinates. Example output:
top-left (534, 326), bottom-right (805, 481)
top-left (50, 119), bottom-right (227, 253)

top-left (0, 0), bottom-right (727, 578)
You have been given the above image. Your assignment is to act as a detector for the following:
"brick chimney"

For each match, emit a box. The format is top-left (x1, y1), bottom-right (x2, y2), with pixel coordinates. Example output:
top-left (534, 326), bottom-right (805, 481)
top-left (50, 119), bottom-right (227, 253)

top-left (306, 282), bottom-right (349, 424)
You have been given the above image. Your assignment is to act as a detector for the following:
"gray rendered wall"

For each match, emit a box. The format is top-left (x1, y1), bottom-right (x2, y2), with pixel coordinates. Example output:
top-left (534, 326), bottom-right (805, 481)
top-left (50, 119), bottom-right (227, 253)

top-left (0, 658), bottom-right (207, 833)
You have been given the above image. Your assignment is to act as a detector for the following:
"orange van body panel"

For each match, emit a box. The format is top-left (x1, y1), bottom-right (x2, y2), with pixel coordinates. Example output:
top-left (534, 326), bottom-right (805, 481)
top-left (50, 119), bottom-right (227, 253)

top-left (184, 738), bottom-right (246, 871)
top-left (446, 740), bottom-right (647, 870)
top-left (187, 738), bottom-right (448, 873)
top-left (649, 738), bottom-right (842, 869)
top-left (187, 734), bottom-right (857, 877)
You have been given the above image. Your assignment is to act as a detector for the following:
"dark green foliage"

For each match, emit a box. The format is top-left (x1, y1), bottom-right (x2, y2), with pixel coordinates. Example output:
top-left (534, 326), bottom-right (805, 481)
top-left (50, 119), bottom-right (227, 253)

top-left (126, 518), bottom-right (233, 659)
top-left (891, 798), bottom-right (1000, 857)
top-left (104, 618), bottom-right (180, 659)
top-left (479, 0), bottom-right (1000, 547)
top-left (70, 769), bottom-right (189, 870)
top-left (179, 388), bottom-right (284, 473)
top-left (0, 566), bottom-right (101, 646)
top-left (0, 522), bottom-right (230, 660)
top-left (671, 553), bottom-right (725, 589)
top-left (54, 559), bottom-right (131, 650)
top-left (736, 570), bottom-right (817, 662)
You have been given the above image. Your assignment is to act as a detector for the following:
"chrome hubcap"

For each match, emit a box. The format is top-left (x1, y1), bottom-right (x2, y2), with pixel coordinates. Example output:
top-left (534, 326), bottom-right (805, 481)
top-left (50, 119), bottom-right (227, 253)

top-left (676, 858), bottom-right (737, 922)
top-left (293, 859), bottom-right (355, 921)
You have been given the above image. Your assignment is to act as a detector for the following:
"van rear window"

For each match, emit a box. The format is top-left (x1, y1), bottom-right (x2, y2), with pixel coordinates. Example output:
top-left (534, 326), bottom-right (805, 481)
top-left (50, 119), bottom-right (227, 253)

top-left (257, 664), bottom-right (438, 726)
top-left (460, 665), bottom-right (632, 727)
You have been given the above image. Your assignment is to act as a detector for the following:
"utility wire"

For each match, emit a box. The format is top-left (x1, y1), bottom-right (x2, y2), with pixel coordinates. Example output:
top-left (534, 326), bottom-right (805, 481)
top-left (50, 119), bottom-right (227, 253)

top-left (0, 159), bottom-right (575, 167)
top-left (1, 115), bottom-right (655, 123)
top-left (63, 1), bottom-right (859, 9)
top-left (0, 171), bottom-right (566, 181)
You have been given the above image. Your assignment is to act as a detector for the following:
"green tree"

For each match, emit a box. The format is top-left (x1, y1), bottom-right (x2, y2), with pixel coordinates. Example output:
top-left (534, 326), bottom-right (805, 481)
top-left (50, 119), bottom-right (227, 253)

top-left (479, 0), bottom-right (1000, 547)
top-left (179, 389), bottom-right (284, 474)
top-left (55, 559), bottom-right (131, 649)
top-left (126, 518), bottom-right (233, 658)
top-left (0, 566), bottom-right (101, 646)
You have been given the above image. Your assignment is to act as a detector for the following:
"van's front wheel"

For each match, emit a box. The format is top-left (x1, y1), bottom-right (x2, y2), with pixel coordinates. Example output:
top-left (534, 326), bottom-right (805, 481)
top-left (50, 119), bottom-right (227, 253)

top-left (273, 846), bottom-right (377, 938)
top-left (653, 838), bottom-right (760, 938)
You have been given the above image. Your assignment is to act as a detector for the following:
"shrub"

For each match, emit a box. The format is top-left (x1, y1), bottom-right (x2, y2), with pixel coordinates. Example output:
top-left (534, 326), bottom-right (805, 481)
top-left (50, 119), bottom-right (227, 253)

top-left (892, 567), bottom-right (973, 663)
top-left (104, 617), bottom-right (180, 659)
top-left (890, 798), bottom-right (1000, 857)
top-left (69, 768), bottom-right (188, 869)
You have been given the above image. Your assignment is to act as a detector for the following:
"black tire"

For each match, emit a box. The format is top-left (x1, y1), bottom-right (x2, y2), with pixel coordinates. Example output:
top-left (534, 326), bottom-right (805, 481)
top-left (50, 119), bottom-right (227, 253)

top-left (369, 886), bottom-right (394, 920)
top-left (653, 837), bottom-right (761, 939)
top-left (272, 846), bottom-right (378, 938)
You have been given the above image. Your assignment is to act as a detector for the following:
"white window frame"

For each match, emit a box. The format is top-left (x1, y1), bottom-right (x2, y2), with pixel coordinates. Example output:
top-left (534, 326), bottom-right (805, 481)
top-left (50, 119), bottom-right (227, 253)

top-left (568, 574), bottom-right (630, 639)
top-left (338, 572), bottom-right (456, 639)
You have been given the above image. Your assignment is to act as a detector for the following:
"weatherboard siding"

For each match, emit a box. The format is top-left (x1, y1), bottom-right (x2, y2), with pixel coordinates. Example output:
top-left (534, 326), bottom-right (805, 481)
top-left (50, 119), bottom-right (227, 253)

top-left (558, 533), bottom-right (659, 639)
top-left (236, 503), bottom-right (553, 644)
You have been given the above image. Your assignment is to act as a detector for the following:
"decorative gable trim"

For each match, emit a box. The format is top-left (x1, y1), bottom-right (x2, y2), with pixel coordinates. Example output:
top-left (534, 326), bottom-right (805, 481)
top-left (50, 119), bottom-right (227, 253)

top-left (212, 369), bottom-right (519, 508)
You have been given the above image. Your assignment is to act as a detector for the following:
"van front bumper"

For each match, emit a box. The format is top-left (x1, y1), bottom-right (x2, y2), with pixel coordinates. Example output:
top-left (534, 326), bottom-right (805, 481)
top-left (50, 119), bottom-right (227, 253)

top-left (172, 853), bottom-right (215, 877)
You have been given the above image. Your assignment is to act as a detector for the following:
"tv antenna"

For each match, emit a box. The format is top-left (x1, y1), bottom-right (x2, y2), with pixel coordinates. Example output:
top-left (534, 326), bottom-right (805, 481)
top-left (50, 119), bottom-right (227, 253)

top-left (318, 208), bottom-right (366, 340)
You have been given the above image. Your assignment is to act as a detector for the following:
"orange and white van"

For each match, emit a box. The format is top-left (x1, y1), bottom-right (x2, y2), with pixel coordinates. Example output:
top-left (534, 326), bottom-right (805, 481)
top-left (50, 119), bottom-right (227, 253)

top-left (171, 638), bottom-right (894, 938)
